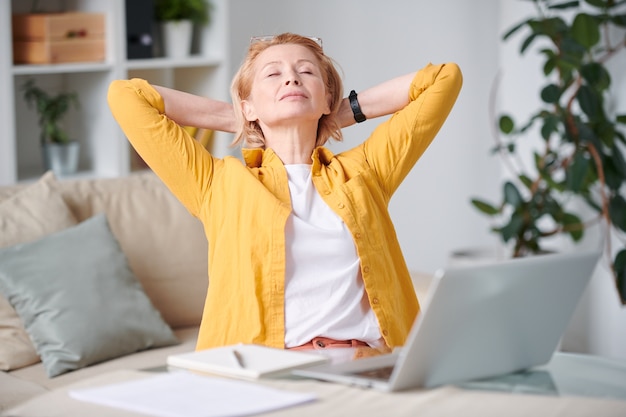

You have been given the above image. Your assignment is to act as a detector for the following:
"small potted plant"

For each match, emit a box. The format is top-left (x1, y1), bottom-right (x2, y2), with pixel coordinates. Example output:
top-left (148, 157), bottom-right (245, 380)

top-left (22, 78), bottom-right (80, 176)
top-left (154, 0), bottom-right (212, 58)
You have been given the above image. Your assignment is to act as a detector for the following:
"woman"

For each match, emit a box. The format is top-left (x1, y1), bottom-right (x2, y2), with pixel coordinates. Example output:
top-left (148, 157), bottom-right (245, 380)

top-left (108, 33), bottom-right (462, 354)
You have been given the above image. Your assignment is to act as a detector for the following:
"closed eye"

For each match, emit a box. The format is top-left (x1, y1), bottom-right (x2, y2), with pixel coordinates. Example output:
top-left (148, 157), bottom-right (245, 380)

top-left (298, 66), bottom-right (315, 74)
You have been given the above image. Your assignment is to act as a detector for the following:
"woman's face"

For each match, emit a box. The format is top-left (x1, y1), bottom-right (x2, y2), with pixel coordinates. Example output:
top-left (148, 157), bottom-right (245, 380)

top-left (242, 44), bottom-right (331, 128)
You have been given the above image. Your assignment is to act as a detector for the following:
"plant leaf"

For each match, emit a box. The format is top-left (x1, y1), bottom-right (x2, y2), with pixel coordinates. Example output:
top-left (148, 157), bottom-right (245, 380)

top-left (563, 212), bottom-right (584, 241)
top-left (611, 144), bottom-right (626, 177)
top-left (604, 154), bottom-right (624, 191)
top-left (566, 152), bottom-right (591, 192)
top-left (499, 115), bottom-right (515, 134)
top-left (577, 85), bottom-right (602, 121)
top-left (504, 181), bottom-right (524, 208)
top-left (519, 174), bottom-right (534, 189)
top-left (471, 199), bottom-right (501, 216)
top-left (549, 0), bottom-right (580, 9)
top-left (541, 114), bottom-right (560, 140)
top-left (501, 213), bottom-right (524, 242)
top-left (583, 0), bottom-right (607, 8)
top-left (520, 33), bottom-right (538, 54)
top-left (543, 56), bottom-right (557, 75)
top-left (530, 17), bottom-right (569, 41)
top-left (503, 19), bottom-right (531, 41)
top-left (611, 13), bottom-right (626, 28)
top-left (572, 13), bottom-right (601, 48)
top-left (580, 62), bottom-right (611, 91)
top-left (541, 84), bottom-right (561, 103)
top-left (609, 195), bottom-right (626, 232)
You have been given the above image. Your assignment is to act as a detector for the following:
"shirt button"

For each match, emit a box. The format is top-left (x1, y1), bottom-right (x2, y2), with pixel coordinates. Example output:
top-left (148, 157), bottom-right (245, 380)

top-left (355, 232), bottom-right (361, 239)
top-left (382, 330), bottom-right (389, 336)
top-left (372, 298), bottom-right (379, 304)
top-left (324, 190), bottom-right (331, 195)
top-left (337, 203), bottom-right (345, 209)
top-left (363, 266), bottom-right (370, 273)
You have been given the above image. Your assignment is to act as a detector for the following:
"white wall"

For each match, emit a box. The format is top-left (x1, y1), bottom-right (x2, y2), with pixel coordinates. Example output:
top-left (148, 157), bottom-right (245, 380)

top-left (228, 0), bottom-right (626, 359)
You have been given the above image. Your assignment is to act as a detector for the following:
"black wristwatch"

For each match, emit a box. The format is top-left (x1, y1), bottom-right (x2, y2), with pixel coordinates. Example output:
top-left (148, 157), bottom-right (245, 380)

top-left (349, 90), bottom-right (366, 123)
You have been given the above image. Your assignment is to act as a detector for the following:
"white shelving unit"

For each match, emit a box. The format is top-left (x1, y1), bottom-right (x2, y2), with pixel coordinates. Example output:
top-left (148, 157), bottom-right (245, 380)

top-left (0, 0), bottom-right (230, 185)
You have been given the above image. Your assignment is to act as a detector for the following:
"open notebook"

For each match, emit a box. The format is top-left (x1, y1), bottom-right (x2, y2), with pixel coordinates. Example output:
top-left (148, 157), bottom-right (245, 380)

top-left (167, 343), bottom-right (328, 379)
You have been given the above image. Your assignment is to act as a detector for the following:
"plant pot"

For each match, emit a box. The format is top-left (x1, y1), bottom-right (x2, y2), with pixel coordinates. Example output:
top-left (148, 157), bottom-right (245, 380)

top-left (161, 20), bottom-right (193, 58)
top-left (42, 141), bottom-right (79, 177)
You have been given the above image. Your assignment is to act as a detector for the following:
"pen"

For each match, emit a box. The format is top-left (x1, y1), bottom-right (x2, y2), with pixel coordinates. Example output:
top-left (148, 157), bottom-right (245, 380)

top-left (232, 349), bottom-right (246, 368)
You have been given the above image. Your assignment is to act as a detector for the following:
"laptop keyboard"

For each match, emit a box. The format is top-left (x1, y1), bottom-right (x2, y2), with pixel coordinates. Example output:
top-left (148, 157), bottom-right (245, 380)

top-left (351, 365), bottom-right (395, 381)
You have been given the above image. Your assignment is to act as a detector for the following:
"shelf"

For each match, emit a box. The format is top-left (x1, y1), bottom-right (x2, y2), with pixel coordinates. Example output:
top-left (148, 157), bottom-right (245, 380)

top-left (1, 0), bottom-right (229, 185)
top-left (125, 56), bottom-right (222, 70)
top-left (12, 61), bottom-right (114, 75)
top-left (11, 56), bottom-right (221, 75)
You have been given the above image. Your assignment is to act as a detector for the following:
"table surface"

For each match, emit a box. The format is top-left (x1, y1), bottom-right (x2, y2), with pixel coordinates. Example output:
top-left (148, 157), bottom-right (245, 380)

top-left (5, 352), bottom-right (626, 417)
top-left (459, 352), bottom-right (626, 400)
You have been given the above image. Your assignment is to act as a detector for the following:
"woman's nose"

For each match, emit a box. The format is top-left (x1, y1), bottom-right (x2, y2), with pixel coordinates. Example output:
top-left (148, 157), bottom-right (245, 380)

top-left (285, 76), bottom-right (301, 86)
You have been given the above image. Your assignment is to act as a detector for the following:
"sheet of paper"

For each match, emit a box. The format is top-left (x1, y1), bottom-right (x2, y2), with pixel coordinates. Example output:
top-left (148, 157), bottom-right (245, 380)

top-left (69, 372), bottom-right (316, 417)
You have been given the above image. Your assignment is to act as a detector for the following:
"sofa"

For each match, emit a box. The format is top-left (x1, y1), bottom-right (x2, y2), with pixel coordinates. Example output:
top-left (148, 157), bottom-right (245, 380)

top-left (0, 171), bottom-right (210, 411)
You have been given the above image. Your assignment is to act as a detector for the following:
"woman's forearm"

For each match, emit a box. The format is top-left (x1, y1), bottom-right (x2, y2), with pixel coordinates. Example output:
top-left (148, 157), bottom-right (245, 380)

top-left (153, 85), bottom-right (236, 133)
top-left (337, 72), bottom-right (416, 128)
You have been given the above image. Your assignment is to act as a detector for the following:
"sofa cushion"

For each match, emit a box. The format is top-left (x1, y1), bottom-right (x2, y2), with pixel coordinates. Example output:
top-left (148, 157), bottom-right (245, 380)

top-left (0, 214), bottom-right (179, 378)
top-left (0, 171), bottom-right (76, 248)
top-left (0, 171), bottom-right (77, 371)
top-left (55, 172), bottom-right (209, 328)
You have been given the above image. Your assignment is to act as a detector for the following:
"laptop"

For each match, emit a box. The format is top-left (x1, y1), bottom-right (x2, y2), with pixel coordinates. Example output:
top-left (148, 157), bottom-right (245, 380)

top-left (293, 250), bottom-right (601, 391)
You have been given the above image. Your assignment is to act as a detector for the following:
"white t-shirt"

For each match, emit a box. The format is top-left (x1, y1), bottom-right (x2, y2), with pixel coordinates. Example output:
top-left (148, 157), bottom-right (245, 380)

top-left (283, 164), bottom-right (382, 348)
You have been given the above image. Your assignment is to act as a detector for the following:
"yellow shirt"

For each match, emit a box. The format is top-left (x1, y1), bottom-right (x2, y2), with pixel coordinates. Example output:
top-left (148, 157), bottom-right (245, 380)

top-left (107, 62), bottom-right (463, 350)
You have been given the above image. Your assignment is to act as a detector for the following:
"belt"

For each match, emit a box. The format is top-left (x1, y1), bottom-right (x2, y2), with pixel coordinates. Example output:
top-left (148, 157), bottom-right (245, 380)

top-left (288, 337), bottom-right (370, 350)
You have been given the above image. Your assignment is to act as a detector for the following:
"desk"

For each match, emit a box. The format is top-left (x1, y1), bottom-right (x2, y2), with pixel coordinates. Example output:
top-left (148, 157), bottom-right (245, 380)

top-left (5, 353), bottom-right (626, 417)
top-left (461, 352), bottom-right (626, 400)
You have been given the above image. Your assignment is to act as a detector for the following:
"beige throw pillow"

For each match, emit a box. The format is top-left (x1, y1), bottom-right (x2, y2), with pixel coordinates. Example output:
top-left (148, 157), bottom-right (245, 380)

top-left (56, 172), bottom-right (209, 328)
top-left (0, 171), bottom-right (78, 371)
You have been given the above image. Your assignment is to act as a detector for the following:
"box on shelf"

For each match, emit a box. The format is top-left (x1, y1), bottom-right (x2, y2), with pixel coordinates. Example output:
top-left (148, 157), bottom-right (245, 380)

top-left (12, 13), bottom-right (105, 64)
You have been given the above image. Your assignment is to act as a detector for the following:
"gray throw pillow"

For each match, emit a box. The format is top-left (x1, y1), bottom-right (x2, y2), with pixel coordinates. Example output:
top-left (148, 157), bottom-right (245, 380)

top-left (0, 214), bottom-right (179, 377)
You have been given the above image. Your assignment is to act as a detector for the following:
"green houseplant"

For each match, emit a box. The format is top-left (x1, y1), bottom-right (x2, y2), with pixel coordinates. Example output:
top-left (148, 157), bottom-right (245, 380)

top-left (22, 78), bottom-right (80, 175)
top-left (154, 0), bottom-right (211, 24)
top-left (471, 0), bottom-right (626, 303)
top-left (154, 0), bottom-right (212, 58)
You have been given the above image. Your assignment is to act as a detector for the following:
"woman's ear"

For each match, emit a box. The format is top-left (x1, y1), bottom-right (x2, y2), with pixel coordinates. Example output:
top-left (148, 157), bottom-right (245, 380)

top-left (323, 93), bottom-right (332, 115)
top-left (241, 100), bottom-right (258, 122)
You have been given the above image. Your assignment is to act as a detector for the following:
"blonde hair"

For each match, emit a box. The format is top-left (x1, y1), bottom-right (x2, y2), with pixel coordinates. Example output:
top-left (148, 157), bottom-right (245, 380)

top-left (230, 33), bottom-right (344, 148)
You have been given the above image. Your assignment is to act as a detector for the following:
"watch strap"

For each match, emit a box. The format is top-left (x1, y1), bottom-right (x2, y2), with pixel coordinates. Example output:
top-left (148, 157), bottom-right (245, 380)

top-left (349, 90), bottom-right (366, 123)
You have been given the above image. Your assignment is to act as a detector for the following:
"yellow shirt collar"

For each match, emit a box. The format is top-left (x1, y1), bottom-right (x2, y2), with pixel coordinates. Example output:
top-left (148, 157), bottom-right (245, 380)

top-left (242, 147), bottom-right (336, 170)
